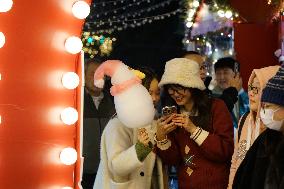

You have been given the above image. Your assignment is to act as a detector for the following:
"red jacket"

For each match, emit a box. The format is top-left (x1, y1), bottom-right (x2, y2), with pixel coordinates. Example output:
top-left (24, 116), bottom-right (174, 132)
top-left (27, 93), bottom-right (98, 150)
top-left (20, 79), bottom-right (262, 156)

top-left (156, 99), bottom-right (234, 189)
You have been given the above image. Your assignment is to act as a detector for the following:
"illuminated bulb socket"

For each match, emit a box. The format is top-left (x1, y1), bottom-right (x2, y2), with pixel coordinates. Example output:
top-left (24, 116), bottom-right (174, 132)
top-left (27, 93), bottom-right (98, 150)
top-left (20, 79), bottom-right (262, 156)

top-left (60, 107), bottom-right (78, 125)
top-left (65, 36), bottom-right (83, 54)
top-left (0, 0), bottom-right (13, 12)
top-left (0, 32), bottom-right (6, 48)
top-left (217, 10), bottom-right (225, 18)
top-left (192, 0), bottom-right (200, 8)
top-left (72, 1), bottom-right (90, 19)
top-left (225, 10), bottom-right (233, 18)
top-left (186, 22), bottom-right (193, 28)
top-left (60, 147), bottom-right (77, 165)
top-left (62, 72), bottom-right (80, 89)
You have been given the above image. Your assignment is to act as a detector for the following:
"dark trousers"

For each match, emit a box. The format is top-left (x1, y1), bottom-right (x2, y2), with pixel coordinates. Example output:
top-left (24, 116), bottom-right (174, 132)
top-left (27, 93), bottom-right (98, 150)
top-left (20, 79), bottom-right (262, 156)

top-left (81, 172), bottom-right (96, 189)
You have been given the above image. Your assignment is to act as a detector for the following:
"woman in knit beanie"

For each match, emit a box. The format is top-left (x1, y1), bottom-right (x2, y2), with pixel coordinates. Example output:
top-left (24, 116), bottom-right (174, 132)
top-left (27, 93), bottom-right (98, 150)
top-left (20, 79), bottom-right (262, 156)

top-left (232, 64), bottom-right (284, 189)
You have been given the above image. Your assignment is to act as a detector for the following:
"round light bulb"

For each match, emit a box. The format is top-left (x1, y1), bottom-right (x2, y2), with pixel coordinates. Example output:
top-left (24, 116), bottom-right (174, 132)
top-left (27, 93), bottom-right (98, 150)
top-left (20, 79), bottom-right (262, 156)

top-left (225, 10), bottom-right (233, 18)
top-left (192, 0), bottom-right (200, 8)
top-left (187, 9), bottom-right (195, 18)
top-left (72, 1), bottom-right (90, 19)
top-left (0, 0), bottom-right (13, 12)
top-left (60, 147), bottom-right (77, 165)
top-left (217, 10), bottom-right (225, 18)
top-left (60, 107), bottom-right (78, 125)
top-left (62, 72), bottom-right (80, 89)
top-left (186, 22), bottom-right (193, 28)
top-left (65, 36), bottom-right (83, 54)
top-left (0, 32), bottom-right (5, 48)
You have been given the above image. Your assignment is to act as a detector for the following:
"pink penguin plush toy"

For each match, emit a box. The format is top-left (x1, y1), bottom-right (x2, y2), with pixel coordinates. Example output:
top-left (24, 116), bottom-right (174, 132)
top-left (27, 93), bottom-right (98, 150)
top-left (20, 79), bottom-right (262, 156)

top-left (94, 60), bottom-right (155, 128)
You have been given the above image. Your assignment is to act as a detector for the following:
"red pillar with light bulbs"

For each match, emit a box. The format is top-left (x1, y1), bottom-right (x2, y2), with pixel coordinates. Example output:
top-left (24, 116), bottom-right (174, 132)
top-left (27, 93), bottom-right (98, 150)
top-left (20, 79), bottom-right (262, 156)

top-left (0, 0), bottom-right (91, 188)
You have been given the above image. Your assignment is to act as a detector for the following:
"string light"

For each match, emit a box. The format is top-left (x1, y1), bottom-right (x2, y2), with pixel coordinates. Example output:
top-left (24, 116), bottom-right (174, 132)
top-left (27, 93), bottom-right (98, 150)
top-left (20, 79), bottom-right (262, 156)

top-left (62, 72), bottom-right (80, 89)
top-left (192, 0), bottom-right (200, 8)
top-left (217, 10), bottom-right (225, 17)
top-left (60, 107), bottom-right (78, 125)
top-left (88, 9), bottom-right (182, 34)
top-left (186, 22), bottom-right (193, 28)
top-left (0, 32), bottom-right (5, 48)
top-left (65, 36), bottom-right (83, 54)
top-left (93, 0), bottom-right (159, 18)
top-left (225, 10), bottom-right (233, 18)
top-left (89, 0), bottom-right (174, 26)
top-left (59, 147), bottom-right (77, 165)
top-left (72, 1), bottom-right (90, 19)
top-left (82, 33), bottom-right (115, 57)
top-left (0, 0), bottom-right (13, 12)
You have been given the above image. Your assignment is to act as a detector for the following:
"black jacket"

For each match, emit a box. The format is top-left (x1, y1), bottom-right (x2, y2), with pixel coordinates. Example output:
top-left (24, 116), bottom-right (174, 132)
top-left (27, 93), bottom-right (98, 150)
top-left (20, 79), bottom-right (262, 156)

top-left (233, 129), bottom-right (284, 189)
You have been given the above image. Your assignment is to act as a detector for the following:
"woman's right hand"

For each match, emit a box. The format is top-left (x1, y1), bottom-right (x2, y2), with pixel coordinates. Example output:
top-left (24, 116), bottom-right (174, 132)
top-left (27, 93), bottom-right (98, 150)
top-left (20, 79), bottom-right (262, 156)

top-left (156, 114), bottom-right (177, 141)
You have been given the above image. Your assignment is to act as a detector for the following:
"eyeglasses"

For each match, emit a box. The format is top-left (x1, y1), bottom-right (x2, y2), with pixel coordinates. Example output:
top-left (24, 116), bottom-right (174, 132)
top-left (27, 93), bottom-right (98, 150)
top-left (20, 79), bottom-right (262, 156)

top-left (248, 84), bottom-right (259, 95)
top-left (168, 86), bottom-right (187, 95)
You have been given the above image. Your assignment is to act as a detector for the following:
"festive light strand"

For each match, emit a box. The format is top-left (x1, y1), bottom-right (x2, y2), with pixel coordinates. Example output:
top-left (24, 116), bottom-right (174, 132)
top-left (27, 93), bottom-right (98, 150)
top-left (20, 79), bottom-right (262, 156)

top-left (88, 0), bottom-right (177, 26)
top-left (86, 8), bottom-right (182, 34)
top-left (93, 0), bottom-right (154, 18)
top-left (93, 0), bottom-right (152, 6)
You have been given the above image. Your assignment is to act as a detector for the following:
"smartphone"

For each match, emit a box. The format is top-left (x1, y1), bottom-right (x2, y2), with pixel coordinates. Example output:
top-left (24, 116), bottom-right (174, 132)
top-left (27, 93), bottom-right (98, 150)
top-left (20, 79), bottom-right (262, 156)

top-left (162, 106), bottom-right (177, 116)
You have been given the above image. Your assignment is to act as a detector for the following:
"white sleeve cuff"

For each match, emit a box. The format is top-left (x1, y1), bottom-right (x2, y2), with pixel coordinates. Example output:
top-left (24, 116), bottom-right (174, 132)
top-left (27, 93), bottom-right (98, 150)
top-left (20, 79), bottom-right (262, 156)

top-left (111, 145), bottom-right (143, 176)
top-left (156, 139), bottom-right (172, 151)
top-left (194, 129), bottom-right (209, 146)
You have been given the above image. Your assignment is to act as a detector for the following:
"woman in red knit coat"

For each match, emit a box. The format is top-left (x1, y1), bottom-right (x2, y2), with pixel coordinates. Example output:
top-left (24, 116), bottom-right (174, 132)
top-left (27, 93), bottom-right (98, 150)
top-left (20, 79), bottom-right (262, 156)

top-left (155, 58), bottom-right (234, 189)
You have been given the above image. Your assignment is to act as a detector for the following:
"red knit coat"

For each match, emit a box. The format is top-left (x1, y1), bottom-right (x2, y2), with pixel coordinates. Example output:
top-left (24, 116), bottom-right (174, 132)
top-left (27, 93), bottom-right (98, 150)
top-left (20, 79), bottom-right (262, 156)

top-left (156, 99), bottom-right (234, 189)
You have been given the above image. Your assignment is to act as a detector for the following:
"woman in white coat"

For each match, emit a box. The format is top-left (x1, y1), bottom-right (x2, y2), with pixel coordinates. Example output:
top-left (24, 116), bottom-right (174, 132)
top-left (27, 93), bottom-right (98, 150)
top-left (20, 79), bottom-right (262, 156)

top-left (93, 61), bottom-right (167, 189)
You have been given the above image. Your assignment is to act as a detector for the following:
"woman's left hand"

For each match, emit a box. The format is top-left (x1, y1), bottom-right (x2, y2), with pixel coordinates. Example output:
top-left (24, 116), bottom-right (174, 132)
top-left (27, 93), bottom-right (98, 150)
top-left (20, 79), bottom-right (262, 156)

top-left (137, 128), bottom-right (150, 147)
top-left (172, 114), bottom-right (197, 134)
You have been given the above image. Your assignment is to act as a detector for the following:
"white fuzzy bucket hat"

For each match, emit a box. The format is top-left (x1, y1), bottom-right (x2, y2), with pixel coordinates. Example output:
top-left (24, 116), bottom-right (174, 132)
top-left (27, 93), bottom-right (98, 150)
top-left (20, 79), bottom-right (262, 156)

top-left (159, 58), bottom-right (206, 90)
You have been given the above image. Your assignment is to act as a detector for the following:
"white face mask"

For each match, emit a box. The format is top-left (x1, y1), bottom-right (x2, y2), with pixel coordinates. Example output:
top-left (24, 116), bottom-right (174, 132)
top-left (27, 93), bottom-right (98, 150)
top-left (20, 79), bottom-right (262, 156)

top-left (260, 108), bottom-right (284, 131)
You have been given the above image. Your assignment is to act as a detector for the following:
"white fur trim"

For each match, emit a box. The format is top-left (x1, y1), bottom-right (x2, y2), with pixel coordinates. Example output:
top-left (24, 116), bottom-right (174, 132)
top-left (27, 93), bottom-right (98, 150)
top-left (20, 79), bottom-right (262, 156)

top-left (94, 79), bottom-right (105, 88)
top-left (156, 139), bottom-right (172, 150)
top-left (194, 129), bottom-right (209, 146)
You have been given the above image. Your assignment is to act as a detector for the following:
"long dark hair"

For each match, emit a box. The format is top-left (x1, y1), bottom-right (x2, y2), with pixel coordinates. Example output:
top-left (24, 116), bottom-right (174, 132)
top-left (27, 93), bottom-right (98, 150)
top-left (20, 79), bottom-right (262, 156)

top-left (136, 66), bottom-right (160, 91)
top-left (161, 85), bottom-right (212, 130)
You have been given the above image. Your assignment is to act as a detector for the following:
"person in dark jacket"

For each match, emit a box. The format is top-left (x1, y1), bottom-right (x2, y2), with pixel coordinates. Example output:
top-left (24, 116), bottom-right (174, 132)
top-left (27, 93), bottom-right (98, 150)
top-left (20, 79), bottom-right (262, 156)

top-left (81, 58), bottom-right (115, 189)
top-left (212, 57), bottom-right (250, 129)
